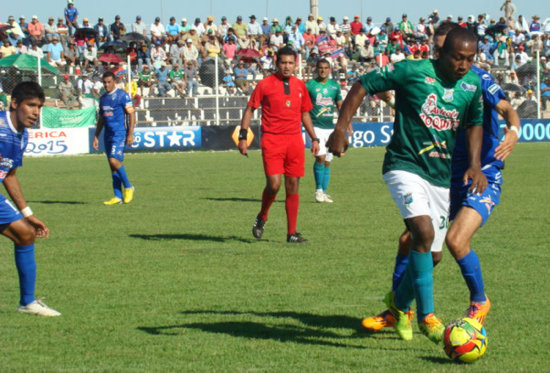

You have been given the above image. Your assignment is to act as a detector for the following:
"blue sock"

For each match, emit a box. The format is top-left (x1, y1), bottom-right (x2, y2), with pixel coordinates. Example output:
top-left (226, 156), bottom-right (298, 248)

top-left (392, 253), bottom-right (409, 291)
top-left (456, 250), bottom-right (486, 303)
top-left (117, 165), bottom-right (132, 189)
top-left (112, 172), bottom-right (123, 199)
top-left (322, 165), bottom-right (331, 192)
top-left (313, 162), bottom-right (324, 190)
top-left (14, 244), bottom-right (36, 306)
top-left (395, 260), bottom-right (415, 312)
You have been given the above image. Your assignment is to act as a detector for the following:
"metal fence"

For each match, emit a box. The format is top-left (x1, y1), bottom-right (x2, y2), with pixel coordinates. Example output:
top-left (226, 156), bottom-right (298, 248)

top-left (0, 52), bottom-right (547, 129)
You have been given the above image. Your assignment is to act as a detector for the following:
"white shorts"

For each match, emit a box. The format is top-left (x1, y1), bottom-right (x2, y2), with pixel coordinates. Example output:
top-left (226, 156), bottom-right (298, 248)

top-left (313, 127), bottom-right (334, 162)
top-left (383, 170), bottom-right (449, 253)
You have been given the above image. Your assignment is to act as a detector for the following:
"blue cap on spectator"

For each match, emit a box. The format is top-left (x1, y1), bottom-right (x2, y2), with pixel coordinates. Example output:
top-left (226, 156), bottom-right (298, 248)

top-left (155, 40), bottom-right (161, 45)
top-left (367, 17), bottom-right (372, 21)
top-left (136, 15), bottom-right (141, 20)
top-left (386, 17), bottom-right (391, 21)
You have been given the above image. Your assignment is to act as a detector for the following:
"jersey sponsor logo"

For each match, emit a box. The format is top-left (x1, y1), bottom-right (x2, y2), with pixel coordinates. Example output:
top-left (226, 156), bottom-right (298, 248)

top-left (482, 73), bottom-right (491, 80)
top-left (419, 94), bottom-right (460, 131)
top-left (425, 77), bottom-right (436, 85)
top-left (461, 82), bottom-right (477, 92)
top-left (0, 156), bottom-right (14, 170)
top-left (285, 100), bottom-right (291, 107)
top-left (488, 84), bottom-right (501, 95)
top-left (403, 193), bottom-right (413, 205)
top-left (442, 88), bottom-right (454, 102)
top-left (314, 93), bottom-right (334, 107)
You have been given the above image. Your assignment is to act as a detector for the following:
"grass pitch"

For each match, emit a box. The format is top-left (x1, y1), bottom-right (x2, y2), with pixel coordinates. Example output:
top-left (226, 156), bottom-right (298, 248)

top-left (0, 143), bottom-right (548, 372)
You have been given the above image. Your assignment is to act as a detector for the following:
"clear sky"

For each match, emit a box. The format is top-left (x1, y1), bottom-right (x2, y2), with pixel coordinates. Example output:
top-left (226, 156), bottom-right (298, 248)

top-left (4, 0), bottom-right (548, 27)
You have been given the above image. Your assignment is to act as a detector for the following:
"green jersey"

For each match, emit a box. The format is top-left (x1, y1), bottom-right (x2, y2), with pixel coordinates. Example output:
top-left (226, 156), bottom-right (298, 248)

top-left (139, 71), bottom-right (153, 82)
top-left (360, 59), bottom-right (483, 187)
top-left (169, 69), bottom-right (184, 81)
top-left (306, 78), bottom-right (342, 129)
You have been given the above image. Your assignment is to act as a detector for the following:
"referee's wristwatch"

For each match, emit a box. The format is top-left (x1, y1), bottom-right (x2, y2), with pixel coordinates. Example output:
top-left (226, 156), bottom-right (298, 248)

top-left (238, 128), bottom-right (248, 141)
top-left (311, 138), bottom-right (320, 143)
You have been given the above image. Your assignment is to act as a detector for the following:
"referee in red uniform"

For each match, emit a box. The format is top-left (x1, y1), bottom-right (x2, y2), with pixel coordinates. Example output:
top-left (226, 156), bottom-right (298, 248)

top-left (238, 47), bottom-right (320, 243)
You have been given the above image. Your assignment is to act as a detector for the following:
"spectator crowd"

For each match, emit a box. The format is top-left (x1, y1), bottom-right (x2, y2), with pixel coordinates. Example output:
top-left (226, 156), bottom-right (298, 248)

top-left (0, 0), bottom-right (549, 112)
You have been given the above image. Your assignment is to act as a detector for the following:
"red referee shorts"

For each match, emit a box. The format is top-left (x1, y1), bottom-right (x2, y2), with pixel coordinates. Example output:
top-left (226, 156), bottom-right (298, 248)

top-left (261, 133), bottom-right (305, 177)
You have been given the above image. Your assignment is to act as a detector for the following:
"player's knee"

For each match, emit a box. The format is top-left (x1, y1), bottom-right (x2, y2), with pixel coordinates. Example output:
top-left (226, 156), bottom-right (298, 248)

top-left (398, 231), bottom-right (412, 252)
top-left (16, 223), bottom-right (36, 246)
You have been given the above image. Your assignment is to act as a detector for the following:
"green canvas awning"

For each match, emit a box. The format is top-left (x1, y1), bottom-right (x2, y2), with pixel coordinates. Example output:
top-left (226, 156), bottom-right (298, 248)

top-left (0, 54), bottom-right (59, 74)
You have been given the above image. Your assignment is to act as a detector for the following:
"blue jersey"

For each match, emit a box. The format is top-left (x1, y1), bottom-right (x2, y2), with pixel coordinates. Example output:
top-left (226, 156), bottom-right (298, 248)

top-left (0, 111), bottom-right (28, 182)
top-left (451, 65), bottom-right (506, 183)
top-left (99, 89), bottom-right (133, 138)
top-left (64, 7), bottom-right (79, 22)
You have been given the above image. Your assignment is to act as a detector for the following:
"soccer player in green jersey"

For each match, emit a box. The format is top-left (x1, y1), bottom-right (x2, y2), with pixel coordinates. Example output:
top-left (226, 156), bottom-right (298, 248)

top-left (306, 59), bottom-right (346, 203)
top-left (327, 28), bottom-right (487, 344)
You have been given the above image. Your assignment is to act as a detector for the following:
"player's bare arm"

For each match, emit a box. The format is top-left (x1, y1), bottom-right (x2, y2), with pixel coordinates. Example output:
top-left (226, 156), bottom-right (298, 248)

top-left (302, 111), bottom-right (319, 155)
top-left (3, 168), bottom-right (49, 238)
top-left (335, 99), bottom-right (352, 135)
top-left (494, 100), bottom-right (520, 161)
top-left (327, 82), bottom-right (367, 156)
top-left (125, 107), bottom-right (136, 146)
top-left (92, 116), bottom-right (104, 151)
top-left (464, 125), bottom-right (487, 194)
top-left (238, 106), bottom-right (255, 155)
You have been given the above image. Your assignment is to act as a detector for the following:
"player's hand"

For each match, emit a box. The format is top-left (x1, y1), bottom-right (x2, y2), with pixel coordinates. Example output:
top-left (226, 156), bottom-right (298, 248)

top-left (26, 216), bottom-right (50, 238)
top-left (237, 139), bottom-right (248, 156)
top-left (494, 126), bottom-right (518, 161)
top-left (311, 141), bottom-right (320, 156)
top-left (92, 136), bottom-right (99, 151)
top-left (326, 129), bottom-right (349, 157)
top-left (126, 133), bottom-right (134, 146)
top-left (463, 168), bottom-right (488, 195)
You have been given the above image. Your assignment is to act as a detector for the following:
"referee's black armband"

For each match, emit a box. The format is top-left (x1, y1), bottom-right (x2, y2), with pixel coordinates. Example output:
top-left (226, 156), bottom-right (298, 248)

top-left (238, 128), bottom-right (248, 141)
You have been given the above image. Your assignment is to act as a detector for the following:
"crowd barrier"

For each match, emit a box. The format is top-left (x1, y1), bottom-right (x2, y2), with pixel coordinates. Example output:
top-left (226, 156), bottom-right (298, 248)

top-left (24, 119), bottom-right (550, 157)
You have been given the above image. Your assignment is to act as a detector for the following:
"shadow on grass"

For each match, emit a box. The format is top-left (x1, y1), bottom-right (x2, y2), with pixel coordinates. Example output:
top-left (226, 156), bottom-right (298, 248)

top-left (181, 309), bottom-right (364, 331)
top-left (129, 233), bottom-right (253, 243)
top-left (419, 356), bottom-right (454, 365)
top-left (137, 310), bottom-right (423, 349)
top-left (28, 200), bottom-right (87, 205)
top-left (139, 321), bottom-right (363, 348)
top-left (203, 197), bottom-right (284, 203)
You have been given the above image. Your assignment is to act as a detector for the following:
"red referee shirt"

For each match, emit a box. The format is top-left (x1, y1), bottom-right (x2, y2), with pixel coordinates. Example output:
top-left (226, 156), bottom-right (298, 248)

top-left (248, 74), bottom-right (313, 135)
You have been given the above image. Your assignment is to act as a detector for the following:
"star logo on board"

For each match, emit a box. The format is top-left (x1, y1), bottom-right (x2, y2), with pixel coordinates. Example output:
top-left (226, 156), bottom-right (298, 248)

top-left (167, 132), bottom-right (183, 146)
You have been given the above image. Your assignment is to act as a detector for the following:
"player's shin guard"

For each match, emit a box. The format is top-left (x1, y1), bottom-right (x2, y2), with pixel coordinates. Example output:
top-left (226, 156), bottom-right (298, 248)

top-left (285, 193), bottom-right (299, 235)
top-left (408, 250), bottom-right (435, 322)
top-left (392, 253), bottom-right (409, 291)
top-left (259, 188), bottom-right (277, 221)
top-left (456, 249), bottom-right (486, 303)
top-left (14, 244), bottom-right (36, 306)
top-left (117, 165), bottom-right (132, 189)
top-left (313, 162), bottom-right (324, 190)
top-left (322, 165), bottom-right (331, 192)
top-left (112, 172), bottom-right (123, 199)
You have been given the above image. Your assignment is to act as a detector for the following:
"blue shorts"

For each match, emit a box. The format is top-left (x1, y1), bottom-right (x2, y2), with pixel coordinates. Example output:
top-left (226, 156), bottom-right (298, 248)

top-left (450, 181), bottom-right (501, 226)
top-left (0, 194), bottom-right (23, 226)
top-left (105, 134), bottom-right (126, 162)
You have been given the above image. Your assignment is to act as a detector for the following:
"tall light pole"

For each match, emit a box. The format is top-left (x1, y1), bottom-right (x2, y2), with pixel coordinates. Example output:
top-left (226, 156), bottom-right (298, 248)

top-left (310, 0), bottom-right (319, 18)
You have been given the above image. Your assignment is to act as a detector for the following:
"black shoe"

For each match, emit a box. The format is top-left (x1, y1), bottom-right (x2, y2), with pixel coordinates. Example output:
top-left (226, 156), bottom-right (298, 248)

top-left (252, 216), bottom-right (266, 239)
top-left (287, 232), bottom-right (308, 243)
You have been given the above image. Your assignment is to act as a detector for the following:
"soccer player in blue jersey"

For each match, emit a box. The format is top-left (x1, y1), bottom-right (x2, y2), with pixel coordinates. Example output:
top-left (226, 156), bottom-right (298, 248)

top-left (361, 23), bottom-right (520, 334)
top-left (0, 82), bottom-right (60, 316)
top-left (93, 71), bottom-right (136, 205)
